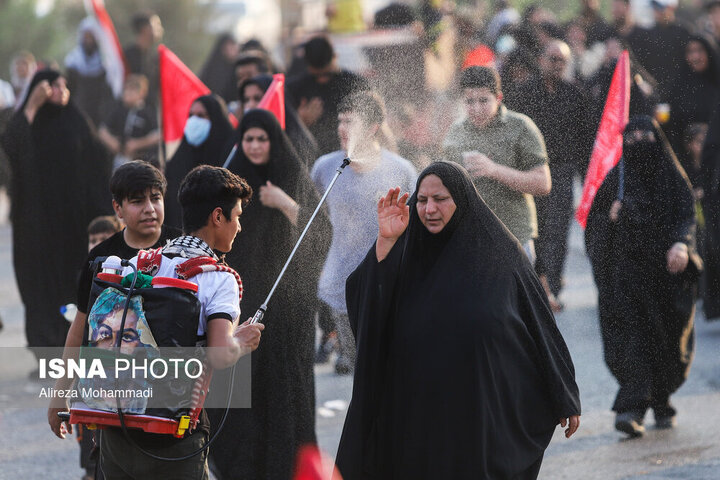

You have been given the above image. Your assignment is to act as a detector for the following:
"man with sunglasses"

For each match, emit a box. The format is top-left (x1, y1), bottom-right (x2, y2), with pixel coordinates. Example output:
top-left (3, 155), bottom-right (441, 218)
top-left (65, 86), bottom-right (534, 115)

top-left (287, 35), bottom-right (368, 155)
top-left (503, 40), bottom-right (595, 312)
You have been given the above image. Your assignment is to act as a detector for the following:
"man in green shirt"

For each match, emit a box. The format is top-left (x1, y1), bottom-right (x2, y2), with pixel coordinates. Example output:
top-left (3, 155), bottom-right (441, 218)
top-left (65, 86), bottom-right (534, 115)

top-left (443, 66), bottom-right (551, 262)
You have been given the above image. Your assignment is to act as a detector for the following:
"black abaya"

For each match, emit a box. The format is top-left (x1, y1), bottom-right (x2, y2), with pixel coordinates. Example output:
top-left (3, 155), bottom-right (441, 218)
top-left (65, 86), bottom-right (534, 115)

top-left (207, 109), bottom-right (331, 480)
top-left (337, 162), bottom-right (580, 480)
top-left (701, 101), bottom-right (720, 319)
top-left (585, 116), bottom-right (700, 414)
top-left (0, 69), bottom-right (111, 349)
top-left (666, 35), bottom-right (720, 153)
top-left (164, 94), bottom-right (234, 230)
top-left (199, 34), bottom-right (238, 104)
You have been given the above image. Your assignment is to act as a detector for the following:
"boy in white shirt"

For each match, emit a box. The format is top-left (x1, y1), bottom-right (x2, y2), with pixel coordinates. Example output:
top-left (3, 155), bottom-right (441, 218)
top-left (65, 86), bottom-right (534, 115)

top-left (59, 165), bottom-right (264, 479)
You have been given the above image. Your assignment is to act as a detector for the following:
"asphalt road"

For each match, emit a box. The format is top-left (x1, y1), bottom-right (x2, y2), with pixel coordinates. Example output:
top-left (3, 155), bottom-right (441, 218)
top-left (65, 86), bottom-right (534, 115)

top-left (0, 216), bottom-right (718, 479)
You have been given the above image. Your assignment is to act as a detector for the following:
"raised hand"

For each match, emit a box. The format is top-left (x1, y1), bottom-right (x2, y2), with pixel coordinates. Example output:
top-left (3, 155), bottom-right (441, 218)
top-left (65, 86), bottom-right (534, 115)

top-left (376, 187), bottom-right (410, 262)
top-left (24, 80), bottom-right (52, 123)
top-left (378, 187), bottom-right (410, 241)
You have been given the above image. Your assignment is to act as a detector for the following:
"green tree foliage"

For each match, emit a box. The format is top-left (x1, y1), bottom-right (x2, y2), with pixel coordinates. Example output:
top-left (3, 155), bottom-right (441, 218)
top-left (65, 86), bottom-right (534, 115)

top-left (101, 0), bottom-right (216, 72)
top-left (0, 0), bottom-right (69, 78)
top-left (0, 0), bottom-right (217, 83)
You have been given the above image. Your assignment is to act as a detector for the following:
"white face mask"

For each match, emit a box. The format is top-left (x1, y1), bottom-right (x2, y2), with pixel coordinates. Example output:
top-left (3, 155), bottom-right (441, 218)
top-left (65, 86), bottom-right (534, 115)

top-left (184, 115), bottom-right (211, 146)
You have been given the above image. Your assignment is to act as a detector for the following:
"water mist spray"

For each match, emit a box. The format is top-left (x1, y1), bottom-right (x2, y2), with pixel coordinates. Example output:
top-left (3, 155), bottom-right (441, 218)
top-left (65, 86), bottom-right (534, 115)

top-left (250, 157), bottom-right (351, 324)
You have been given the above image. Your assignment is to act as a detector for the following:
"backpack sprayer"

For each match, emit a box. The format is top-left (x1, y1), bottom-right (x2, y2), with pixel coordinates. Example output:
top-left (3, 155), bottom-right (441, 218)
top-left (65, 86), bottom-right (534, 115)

top-left (250, 157), bottom-right (351, 324)
top-left (59, 255), bottom-right (232, 462)
top-left (58, 156), bottom-right (351, 462)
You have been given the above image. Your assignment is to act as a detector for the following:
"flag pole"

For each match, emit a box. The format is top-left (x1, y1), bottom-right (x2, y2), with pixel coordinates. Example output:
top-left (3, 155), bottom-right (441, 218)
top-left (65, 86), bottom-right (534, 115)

top-left (222, 144), bottom-right (238, 169)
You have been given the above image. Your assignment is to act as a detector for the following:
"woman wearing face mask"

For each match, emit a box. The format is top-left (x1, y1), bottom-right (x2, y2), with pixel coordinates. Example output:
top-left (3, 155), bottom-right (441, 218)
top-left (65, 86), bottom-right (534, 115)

top-left (586, 115), bottom-right (702, 438)
top-left (337, 162), bottom-right (580, 480)
top-left (164, 94), bottom-right (234, 229)
top-left (238, 74), bottom-right (319, 166)
top-left (207, 109), bottom-right (331, 480)
top-left (667, 34), bottom-right (720, 152)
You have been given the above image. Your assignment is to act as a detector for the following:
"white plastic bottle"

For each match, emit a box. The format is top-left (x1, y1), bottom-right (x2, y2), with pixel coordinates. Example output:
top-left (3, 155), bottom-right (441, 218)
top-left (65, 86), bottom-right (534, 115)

top-left (60, 303), bottom-right (78, 322)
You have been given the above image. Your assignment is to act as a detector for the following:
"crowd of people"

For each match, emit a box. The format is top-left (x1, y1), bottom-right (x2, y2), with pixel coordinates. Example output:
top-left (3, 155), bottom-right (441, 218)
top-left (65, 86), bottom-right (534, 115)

top-left (0, 0), bottom-right (719, 478)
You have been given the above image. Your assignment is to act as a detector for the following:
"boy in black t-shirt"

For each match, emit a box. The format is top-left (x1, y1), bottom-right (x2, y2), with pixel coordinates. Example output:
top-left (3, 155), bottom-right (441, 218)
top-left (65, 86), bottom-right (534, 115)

top-left (50, 161), bottom-right (180, 479)
top-left (75, 161), bottom-right (181, 316)
top-left (49, 161), bottom-right (180, 436)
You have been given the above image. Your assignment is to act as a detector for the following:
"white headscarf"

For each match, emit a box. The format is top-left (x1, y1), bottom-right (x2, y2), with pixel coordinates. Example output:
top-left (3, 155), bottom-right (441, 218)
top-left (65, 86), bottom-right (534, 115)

top-left (64, 17), bottom-right (105, 77)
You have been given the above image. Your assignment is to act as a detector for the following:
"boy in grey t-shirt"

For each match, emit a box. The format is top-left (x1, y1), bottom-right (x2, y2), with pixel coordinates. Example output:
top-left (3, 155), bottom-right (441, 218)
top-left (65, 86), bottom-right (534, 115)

top-left (311, 91), bottom-right (416, 374)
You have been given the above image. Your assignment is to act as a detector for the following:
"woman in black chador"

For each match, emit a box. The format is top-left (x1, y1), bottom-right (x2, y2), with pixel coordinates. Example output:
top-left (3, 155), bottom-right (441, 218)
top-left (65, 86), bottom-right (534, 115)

top-left (199, 33), bottom-right (239, 104)
top-left (701, 102), bottom-right (720, 320)
top-left (207, 109), bottom-right (331, 479)
top-left (0, 69), bottom-right (110, 354)
top-left (238, 74), bottom-right (319, 167)
top-left (586, 115), bottom-right (701, 437)
top-left (337, 162), bottom-right (580, 480)
top-left (164, 93), bottom-right (234, 229)
top-left (667, 34), bottom-right (720, 152)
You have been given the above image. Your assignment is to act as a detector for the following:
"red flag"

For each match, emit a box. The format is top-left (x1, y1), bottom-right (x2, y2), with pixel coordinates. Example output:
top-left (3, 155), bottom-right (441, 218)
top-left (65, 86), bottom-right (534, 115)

top-left (158, 44), bottom-right (211, 143)
top-left (293, 445), bottom-right (342, 480)
top-left (258, 73), bottom-right (286, 129)
top-left (228, 112), bottom-right (239, 128)
top-left (462, 45), bottom-right (495, 69)
top-left (84, 0), bottom-right (126, 98)
top-left (575, 51), bottom-right (631, 228)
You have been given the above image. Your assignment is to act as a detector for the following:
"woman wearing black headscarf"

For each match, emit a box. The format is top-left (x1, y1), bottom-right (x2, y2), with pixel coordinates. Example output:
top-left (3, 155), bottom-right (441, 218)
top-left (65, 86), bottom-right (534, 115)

top-left (200, 33), bottom-right (239, 104)
top-left (586, 36), bottom-right (659, 130)
top-left (667, 34), bottom-right (720, 152)
top-left (586, 116), bottom-right (701, 437)
top-left (0, 69), bottom-right (111, 354)
top-left (207, 109), bottom-right (331, 480)
top-left (337, 162), bottom-right (580, 480)
top-left (238, 74), bottom-right (319, 166)
top-left (164, 94), bottom-right (234, 229)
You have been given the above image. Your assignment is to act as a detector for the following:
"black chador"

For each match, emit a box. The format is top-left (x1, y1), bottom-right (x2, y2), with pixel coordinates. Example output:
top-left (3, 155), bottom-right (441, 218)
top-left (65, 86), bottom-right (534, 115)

top-left (586, 116), bottom-right (701, 419)
top-left (199, 34), bottom-right (239, 104)
top-left (207, 109), bottom-right (331, 480)
top-left (0, 69), bottom-right (111, 350)
top-left (337, 162), bottom-right (580, 479)
top-left (702, 101), bottom-right (720, 320)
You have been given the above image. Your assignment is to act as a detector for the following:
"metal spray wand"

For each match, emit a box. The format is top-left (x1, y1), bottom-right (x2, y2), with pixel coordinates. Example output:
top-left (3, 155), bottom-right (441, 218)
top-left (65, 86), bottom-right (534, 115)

top-left (250, 157), bottom-right (351, 324)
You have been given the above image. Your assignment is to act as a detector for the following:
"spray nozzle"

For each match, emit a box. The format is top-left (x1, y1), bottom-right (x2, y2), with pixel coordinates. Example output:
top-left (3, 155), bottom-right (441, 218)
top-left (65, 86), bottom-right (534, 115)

top-left (342, 157), bottom-right (351, 167)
